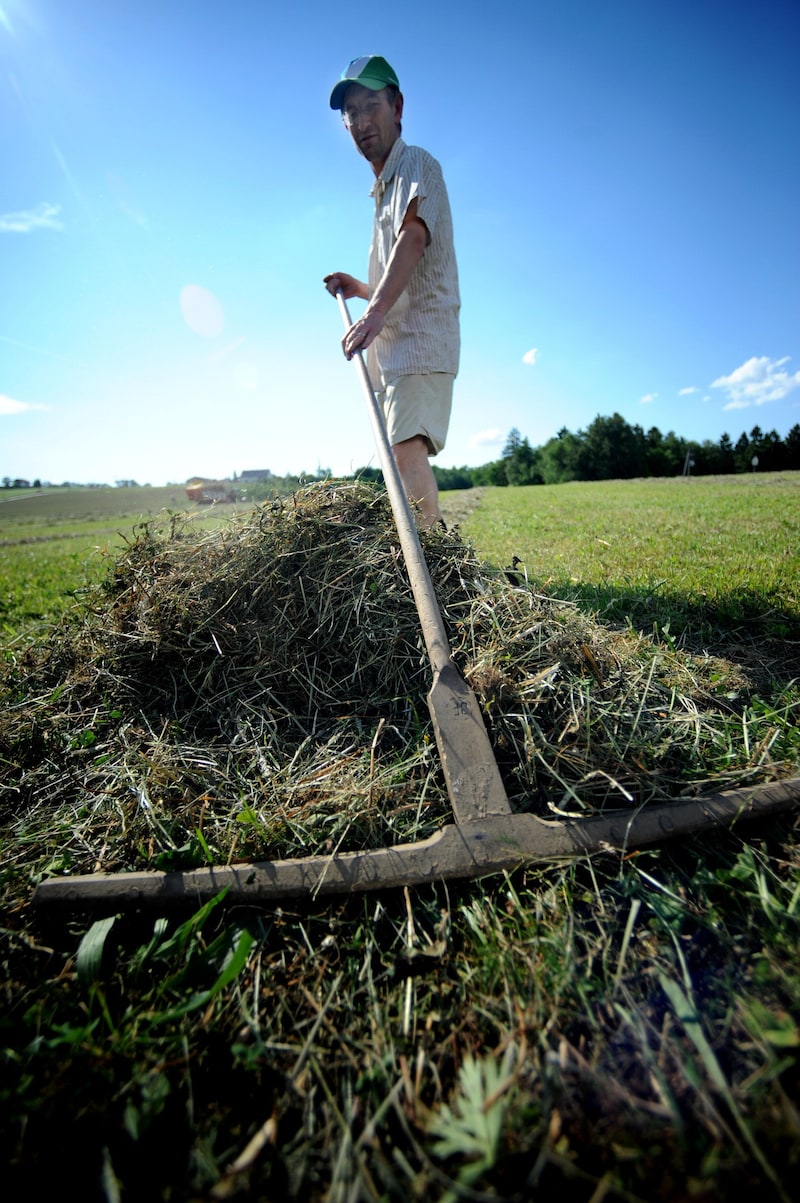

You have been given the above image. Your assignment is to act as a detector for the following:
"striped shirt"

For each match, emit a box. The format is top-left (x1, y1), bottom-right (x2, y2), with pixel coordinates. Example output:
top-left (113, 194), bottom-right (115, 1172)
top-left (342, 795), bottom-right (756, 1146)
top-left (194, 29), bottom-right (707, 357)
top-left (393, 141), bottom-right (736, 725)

top-left (366, 138), bottom-right (460, 383)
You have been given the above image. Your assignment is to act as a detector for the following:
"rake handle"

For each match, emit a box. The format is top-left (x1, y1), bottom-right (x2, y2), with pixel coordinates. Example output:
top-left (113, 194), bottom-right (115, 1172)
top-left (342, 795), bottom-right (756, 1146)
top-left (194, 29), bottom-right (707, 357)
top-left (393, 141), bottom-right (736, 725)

top-left (336, 291), bottom-right (452, 674)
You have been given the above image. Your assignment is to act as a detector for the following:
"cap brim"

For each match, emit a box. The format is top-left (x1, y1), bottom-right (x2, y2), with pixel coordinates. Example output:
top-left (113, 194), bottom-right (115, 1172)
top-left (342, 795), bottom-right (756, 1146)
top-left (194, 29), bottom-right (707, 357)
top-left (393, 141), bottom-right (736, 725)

top-left (329, 75), bottom-right (391, 110)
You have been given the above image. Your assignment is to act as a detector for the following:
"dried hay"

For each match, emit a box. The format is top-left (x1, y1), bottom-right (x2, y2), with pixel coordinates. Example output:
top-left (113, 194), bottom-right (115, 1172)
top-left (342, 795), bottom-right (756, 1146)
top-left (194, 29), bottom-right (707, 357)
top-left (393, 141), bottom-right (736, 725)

top-left (0, 481), bottom-right (781, 890)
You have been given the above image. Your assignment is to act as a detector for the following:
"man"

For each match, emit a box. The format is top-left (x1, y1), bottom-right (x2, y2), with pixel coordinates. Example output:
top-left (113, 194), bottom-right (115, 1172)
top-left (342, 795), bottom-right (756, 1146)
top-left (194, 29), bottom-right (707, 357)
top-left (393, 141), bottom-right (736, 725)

top-left (324, 55), bottom-right (460, 528)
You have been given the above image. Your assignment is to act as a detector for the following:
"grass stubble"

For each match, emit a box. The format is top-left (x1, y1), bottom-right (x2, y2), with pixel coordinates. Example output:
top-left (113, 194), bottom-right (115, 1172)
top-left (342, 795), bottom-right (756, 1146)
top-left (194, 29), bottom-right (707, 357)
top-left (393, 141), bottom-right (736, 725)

top-left (1, 479), bottom-right (798, 1201)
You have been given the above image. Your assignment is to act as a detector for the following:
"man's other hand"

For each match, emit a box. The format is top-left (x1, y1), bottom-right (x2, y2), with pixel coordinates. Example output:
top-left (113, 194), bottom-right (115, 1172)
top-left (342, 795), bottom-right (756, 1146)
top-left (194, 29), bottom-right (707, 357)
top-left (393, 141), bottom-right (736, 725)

top-left (323, 272), bottom-right (363, 300)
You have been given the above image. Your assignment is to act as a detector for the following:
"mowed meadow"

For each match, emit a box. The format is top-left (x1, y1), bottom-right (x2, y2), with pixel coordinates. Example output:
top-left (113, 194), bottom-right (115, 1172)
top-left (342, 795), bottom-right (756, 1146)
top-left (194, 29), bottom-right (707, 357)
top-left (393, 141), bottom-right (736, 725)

top-left (3, 473), bottom-right (798, 642)
top-left (448, 473), bottom-right (799, 644)
top-left (1, 484), bottom-right (221, 635)
top-left (1, 473), bottom-right (799, 1202)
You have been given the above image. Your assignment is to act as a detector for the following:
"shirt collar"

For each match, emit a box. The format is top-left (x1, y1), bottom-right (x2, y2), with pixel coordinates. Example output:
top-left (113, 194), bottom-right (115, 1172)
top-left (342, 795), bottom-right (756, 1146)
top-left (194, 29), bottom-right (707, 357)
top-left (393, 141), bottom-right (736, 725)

top-left (370, 137), bottom-right (406, 201)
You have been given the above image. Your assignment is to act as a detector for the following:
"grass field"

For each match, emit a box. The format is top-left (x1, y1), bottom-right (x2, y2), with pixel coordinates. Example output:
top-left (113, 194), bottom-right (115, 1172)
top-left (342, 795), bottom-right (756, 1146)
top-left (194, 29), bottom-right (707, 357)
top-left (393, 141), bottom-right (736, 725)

top-left (4, 473), bottom-right (798, 643)
top-left (0, 485), bottom-right (237, 633)
top-left (1, 474), bottom-right (799, 1202)
top-left (446, 472), bottom-right (800, 639)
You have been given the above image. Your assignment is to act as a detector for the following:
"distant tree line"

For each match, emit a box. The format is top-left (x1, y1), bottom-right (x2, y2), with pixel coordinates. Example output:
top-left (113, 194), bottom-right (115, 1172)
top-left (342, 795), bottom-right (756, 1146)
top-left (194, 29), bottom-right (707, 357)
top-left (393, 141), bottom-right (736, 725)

top-left (2, 478), bottom-right (124, 490)
top-left (428, 416), bottom-right (800, 490)
top-left (7, 416), bottom-right (798, 498)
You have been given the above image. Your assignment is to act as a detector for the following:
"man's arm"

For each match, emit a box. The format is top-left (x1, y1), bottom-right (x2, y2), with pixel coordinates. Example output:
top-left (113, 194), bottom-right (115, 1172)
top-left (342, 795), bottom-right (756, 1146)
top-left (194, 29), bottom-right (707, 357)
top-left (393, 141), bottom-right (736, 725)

top-left (341, 199), bottom-right (428, 360)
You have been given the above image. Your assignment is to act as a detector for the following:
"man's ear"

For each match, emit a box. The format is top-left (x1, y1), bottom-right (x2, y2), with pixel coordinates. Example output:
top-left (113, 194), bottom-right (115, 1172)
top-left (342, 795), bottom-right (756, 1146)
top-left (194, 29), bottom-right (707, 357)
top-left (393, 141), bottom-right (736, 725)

top-left (394, 91), bottom-right (404, 126)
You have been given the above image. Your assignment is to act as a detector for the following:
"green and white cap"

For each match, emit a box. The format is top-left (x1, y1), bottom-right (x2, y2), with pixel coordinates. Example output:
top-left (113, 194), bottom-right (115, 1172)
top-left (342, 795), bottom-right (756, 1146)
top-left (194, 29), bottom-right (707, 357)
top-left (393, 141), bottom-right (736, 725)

top-left (329, 55), bottom-right (399, 110)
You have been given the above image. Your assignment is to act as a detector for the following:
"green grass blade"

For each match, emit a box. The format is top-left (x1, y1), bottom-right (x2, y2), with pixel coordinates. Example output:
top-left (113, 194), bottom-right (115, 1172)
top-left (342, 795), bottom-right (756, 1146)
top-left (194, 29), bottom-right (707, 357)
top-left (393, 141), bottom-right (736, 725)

top-left (659, 972), bottom-right (791, 1202)
top-left (76, 915), bottom-right (118, 986)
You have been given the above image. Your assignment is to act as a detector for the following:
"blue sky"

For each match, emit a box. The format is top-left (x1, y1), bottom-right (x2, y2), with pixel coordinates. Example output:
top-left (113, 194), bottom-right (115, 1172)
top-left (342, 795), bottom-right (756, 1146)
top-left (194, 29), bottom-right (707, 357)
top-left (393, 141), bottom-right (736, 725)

top-left (1, 0), bottom-right (798, 485)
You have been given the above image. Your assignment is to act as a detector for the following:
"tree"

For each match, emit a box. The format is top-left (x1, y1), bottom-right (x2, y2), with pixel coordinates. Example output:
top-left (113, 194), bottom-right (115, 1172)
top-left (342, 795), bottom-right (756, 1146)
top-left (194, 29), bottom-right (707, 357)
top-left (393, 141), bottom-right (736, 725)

top-left (501, 428), bottom-right (523, 459)
top-left (471, 459), bottom-right (508, 486)
top-left (734, 431), bottom-right (752, 473)
top-left (350, 466), bottom-right (383, 483)
top-left (756, 429), bottom-right (785, 471)
top-left (785, 424), bottom-right (800, 469)
top-left (645, 427), bottom-right (668, 476)
top-left (538, 428), bottom-right (583, 484)
top-left (690, 438), bottom-right (725, 475)
top-left (504, 437), bottom-right (541, 485)
top-left (717, 433), bottom-right (736, 474)
top-left (580, 413), bottom-right (646, 480)
top-left (432, 464), bottom-right (475, 491)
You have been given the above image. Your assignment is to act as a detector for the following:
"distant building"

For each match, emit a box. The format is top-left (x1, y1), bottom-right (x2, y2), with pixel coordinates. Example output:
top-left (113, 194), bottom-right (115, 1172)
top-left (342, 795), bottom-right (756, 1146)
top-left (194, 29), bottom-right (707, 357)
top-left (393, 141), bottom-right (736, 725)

top-left (239, 469), bottom-right (272, 482)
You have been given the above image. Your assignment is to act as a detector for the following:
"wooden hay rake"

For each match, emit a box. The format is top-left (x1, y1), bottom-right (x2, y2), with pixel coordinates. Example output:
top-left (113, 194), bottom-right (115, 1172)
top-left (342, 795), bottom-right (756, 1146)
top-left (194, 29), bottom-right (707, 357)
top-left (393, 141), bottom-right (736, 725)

top-left (32, 298), bottom-right (800, 908)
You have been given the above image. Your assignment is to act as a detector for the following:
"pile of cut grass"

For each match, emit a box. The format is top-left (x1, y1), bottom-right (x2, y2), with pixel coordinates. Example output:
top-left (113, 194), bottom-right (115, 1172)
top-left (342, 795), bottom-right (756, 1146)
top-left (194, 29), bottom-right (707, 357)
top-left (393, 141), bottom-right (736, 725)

top-left (2, 481), bottom-right (795, 906)
top-left (2, 480), bottom-right (799, 1202)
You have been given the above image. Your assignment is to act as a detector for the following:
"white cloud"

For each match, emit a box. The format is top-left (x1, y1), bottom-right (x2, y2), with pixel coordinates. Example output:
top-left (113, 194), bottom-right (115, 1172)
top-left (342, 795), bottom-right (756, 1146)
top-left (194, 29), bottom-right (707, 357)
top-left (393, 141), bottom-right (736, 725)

top-left (522, 347), bottom-right (538, 366)
top-left (679, 386), bottom-right (698, 396)
top-left (712, 355), bottom-right (800, 411)
top-left (0, 202), bottom-right (63, 233)
top-left (721, 398), bottom-right (749, 411)
top-left (470, 428), bottom-right (502, 449)
top-left (0, 394), bottom-right (49, 415)
top-left (640, 392), bottom-right (658, 404)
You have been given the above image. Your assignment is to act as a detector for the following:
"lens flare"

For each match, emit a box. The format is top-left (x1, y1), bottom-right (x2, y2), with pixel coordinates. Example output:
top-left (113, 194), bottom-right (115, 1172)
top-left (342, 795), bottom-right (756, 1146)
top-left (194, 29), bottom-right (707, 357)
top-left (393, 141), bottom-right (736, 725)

top-left (180, 284), bottom-right (224, 338)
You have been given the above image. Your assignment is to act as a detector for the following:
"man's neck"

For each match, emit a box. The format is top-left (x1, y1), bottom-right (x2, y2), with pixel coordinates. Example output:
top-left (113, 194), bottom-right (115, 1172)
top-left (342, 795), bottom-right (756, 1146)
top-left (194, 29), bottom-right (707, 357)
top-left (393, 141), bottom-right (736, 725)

top-left (371, 134), bottom-right (401, 177)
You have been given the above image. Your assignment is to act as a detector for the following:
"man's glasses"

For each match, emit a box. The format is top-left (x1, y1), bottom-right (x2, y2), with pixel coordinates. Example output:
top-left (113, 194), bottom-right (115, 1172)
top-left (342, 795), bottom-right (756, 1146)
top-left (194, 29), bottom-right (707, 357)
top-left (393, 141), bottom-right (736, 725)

top-left (342, 96), bottom-right (387, 129)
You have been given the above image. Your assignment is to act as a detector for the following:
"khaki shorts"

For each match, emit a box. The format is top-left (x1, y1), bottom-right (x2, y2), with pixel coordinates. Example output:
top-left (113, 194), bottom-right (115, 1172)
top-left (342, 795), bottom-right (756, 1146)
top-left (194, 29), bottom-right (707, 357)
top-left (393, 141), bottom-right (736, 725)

top-left (376, 373), bottom-right (454, 456)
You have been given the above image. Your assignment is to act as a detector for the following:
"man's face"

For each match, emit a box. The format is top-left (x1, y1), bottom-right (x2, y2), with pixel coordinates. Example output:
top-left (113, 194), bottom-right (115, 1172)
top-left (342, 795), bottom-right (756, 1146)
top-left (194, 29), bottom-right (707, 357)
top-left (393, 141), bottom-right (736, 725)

top-left (342, 84), bottom-right (401, 171)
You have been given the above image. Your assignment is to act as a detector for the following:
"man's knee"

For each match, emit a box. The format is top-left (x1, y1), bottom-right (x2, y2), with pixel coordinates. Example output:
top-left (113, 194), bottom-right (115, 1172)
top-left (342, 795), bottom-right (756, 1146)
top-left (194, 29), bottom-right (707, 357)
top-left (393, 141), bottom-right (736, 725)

top-left (392, 435), bottom-right (429, 469)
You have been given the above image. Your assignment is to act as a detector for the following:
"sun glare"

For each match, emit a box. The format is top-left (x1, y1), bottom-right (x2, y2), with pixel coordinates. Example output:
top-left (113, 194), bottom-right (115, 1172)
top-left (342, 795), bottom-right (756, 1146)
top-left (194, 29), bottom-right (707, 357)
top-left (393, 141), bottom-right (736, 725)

top-left (0, 1), bottom-right (35, 38)
top-left (180, 285), bottom-right (225, 339)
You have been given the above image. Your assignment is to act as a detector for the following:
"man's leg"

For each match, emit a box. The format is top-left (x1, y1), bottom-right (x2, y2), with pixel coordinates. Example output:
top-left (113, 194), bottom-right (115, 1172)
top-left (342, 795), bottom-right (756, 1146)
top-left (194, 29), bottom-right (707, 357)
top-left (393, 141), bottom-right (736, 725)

top-left (392, 435), bottom-right (443, 528)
